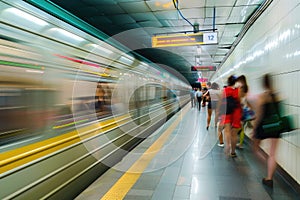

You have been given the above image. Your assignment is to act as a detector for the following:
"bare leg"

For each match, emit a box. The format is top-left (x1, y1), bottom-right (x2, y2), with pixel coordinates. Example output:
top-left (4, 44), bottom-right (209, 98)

top-left (218, 124), bottom-right (224, 144)
top-left (239, 126), bottom-right (245, 146)
top-left (252, 138), bottom-right (264, 160)
top-left (214, 110), bottom-right (218, 127)
top-left (231, 128), bottom-right (239, 154)
top-left (267, 138), bottom-right (279, 180)
top-left (224, 124), bottom-right (231, 155)
top-left (207, 108), bottom-right (212, 129)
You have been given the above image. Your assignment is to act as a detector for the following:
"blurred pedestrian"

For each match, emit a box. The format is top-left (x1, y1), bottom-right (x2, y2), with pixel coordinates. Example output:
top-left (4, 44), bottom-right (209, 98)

top-left (195, 88), bottom-right (203, 111)
top-left (252, 74), bottom-right (281, 188)
top-left (217, 85), bottom-right (227, 147)
top-left (235, 75), bottom-right (254, 149)
top-left (206, 82), bottom-right (221, 130)
top-left (190, 88), bottom-right (196, 108)
top-left (202, 87), bottom-right (208, 107)
top-left (218, 75), bottom-right (242, 157)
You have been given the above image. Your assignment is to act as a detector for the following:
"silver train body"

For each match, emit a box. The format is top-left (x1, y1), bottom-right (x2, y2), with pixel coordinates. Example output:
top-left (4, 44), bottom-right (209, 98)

top-left (0, 1), bottom-right (190, 199)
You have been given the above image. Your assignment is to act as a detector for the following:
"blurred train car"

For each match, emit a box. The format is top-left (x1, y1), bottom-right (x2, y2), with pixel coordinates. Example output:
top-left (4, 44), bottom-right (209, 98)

top-left (0, 79), bottom-right (57, 142)
top-left (0, 0), bottom-right (190, 199)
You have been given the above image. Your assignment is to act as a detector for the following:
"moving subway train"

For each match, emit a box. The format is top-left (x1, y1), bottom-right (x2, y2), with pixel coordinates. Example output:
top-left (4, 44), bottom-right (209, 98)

top-left (0, 1), bottom-right (190, 199)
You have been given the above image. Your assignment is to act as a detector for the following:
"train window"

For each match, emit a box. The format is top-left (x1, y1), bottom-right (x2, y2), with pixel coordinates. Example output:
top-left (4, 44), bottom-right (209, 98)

top-left (0, 88), bottom-right (23, 107)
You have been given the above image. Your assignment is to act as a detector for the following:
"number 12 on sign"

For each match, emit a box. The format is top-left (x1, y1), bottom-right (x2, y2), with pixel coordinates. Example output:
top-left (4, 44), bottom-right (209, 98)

top-left (203, 32), bottom-right (218, 44)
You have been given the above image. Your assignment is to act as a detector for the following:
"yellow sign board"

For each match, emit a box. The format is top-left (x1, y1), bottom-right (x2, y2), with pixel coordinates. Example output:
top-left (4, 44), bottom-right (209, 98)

top-left (152, 33), bottom-right (204, 48)
top-left (152, 32), bottom-right (218, 48)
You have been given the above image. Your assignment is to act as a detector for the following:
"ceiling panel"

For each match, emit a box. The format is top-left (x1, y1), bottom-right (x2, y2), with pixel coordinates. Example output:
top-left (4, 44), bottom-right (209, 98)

top-left (146, 1), bottom-right (176, 11)
top-left (214, 56), bottom-right (226, 61)
top-left (95, 5), bottom-right (125, 15)
top-left (77, 7), bottom-right (101, 17)
top-left (219, 37), bottom-right (236, 45)
top-left (203, 18), bottom-right (221, 27)
top-left (109, 14), bottom-right (136, 25)
top-left (120, 23), bottom-right (141, 30)
top-left (206, 0), bottom-right (237, 7)
top-left (228, 5), bottom-right (259, 23)
top-left (180, 8), bottom-right (205, 19)
top-left (130, 12), bottom-right (157, 22)
top-left (236, 0), bottom-right (265, 6)
top-left (216, 49), bottom-right (230, 54)
top-left (179, 0), bottom-right (205, 8)
top-left (144, 28), bottom-right (171, 35)
top-left (89, 16), bottom-right (112, 25)
top-left (202, 45), bottom-right (218, 51)
top-left (153, 10), bottom-right (180, 20)
top-left (138, 21), bottom-right (162, 27)
top-left (116, 0), bottom-right (145, 2)
top-left (205, 7), bottom-right (232, 18)
top-left (82, 0), bottom-right (117, 5)
top-left (119, 1), bottom-right (150, 13)
top-left (223, 24), bottom-right (245, 35)
top-left (49, 0), bottom-right (268, 85)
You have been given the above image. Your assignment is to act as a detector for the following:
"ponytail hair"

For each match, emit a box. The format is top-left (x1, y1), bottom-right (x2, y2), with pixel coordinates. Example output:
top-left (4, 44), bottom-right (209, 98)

top-left (263, 73), bottom-right (272, 90)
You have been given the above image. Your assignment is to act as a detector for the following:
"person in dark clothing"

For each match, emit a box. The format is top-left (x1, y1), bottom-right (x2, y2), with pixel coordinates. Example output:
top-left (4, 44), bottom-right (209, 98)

top-left (252, 74), bottom-right (281, 188)
top-left (195, 88), bottom-right (203, 111)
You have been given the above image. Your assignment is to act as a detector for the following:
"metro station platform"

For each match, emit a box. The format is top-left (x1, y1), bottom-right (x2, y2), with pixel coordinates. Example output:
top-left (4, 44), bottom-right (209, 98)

top-left (76, 104), bottom-right (299, 200)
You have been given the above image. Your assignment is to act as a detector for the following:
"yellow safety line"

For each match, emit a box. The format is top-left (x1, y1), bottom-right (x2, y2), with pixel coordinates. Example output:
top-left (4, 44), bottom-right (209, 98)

top-left (101, 105), bottom-right (190, 200)
top-left (0, 114), bottom-right (129, 174)
top-left (52, 119), bottom-right (89, 129)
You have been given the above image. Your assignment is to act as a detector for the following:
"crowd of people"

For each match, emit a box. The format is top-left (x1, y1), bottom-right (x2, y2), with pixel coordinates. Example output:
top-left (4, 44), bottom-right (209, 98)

top-left (189, 73), bottom-right (282, 188)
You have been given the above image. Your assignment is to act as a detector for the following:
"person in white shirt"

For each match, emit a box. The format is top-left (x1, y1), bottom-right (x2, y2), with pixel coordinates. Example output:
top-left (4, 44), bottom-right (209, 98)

top-left (195, 88), bottom-right (203, 111)
top-left (190, 88), bottom-right (196, 108)
top-left (207, 82), bottom-right (221, 130)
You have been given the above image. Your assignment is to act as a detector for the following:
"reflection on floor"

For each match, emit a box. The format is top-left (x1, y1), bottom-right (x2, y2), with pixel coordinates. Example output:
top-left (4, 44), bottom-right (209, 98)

top-left (76, 106), bottom-right (299, 200)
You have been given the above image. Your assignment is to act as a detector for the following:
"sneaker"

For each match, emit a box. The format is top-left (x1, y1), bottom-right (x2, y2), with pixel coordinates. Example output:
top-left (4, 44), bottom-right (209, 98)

top-left (230, 152), bottom-right (237, 158)
top-left (237, 143), bottom-right (244, 149)
top-left (262, 178), bottom-right (273, 188)
top-left (217, 143), bottom-right (224, 147)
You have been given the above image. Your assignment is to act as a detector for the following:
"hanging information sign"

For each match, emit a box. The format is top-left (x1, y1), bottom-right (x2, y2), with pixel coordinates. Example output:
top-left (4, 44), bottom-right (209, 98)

top-left (191, 66), bottom-right (216, 71)
top-left (152, 32), bottom-right (218, 48)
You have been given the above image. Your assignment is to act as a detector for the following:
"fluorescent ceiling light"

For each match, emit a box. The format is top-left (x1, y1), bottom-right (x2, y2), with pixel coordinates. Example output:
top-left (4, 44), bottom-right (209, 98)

top-left (120, 56), bottom-right (134, 64)
top-left (51, 28), bottom-right (85, 42)
top-left (141, 62), bottom-right (149, 67)
top-left (26, 69), bottom-right (44, 74)
top-left (6, 8), bottom-right (48, 26)
top-left (89, 44), bottom-right (113, 54)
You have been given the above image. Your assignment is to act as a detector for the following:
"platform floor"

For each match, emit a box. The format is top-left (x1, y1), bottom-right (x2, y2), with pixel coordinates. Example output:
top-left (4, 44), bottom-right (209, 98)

top-left (76, 104), bottom-right (299, 200)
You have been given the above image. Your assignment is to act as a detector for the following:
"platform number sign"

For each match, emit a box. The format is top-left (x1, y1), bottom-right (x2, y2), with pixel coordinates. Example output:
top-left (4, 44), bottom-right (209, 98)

top-left (203, 32), bottom-right (218, 44)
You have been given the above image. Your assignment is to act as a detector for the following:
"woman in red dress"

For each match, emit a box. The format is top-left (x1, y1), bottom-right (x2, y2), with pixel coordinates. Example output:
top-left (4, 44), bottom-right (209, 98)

top-left (219, 75), bottom-right (242, 157)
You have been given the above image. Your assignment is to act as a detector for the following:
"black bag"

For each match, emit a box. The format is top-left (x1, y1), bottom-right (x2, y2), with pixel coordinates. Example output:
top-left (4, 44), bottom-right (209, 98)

top-left (261, 114), bottom-right (283, 135)
top-left (260, 95), bottom-right (294, 137)
top-left (220, 96), bottom-right (236, 115)
top-left (280, 115), bottom-right (295, 132)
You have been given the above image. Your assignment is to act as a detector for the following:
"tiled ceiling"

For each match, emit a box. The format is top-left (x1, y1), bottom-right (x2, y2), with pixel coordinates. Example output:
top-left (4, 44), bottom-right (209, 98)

top-left (49, 0), bottom-right (268, 85)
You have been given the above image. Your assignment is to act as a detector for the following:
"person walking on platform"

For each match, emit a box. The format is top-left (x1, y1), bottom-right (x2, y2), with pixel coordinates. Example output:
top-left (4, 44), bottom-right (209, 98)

top-left (202, 87), bottom-right (209, 107)
top-left (217, 86), bottom-right (227, 147)
top-left (235, 75), bottom-right (254, 149)
top-left (206, 82), bottom-right (221, 130)
top-left (252, 74), bottom-right (281, 188)
top-left (195, 88), bottom-right (203, 111)
top-left (218, 75), bottom-right (242, 157)
top-left (190, 88), bottom-right (196, 108)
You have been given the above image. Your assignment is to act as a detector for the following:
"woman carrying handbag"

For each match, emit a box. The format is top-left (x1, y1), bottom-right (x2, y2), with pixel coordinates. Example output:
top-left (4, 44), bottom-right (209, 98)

top-left (252, 74), bottom-right (282, 188)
